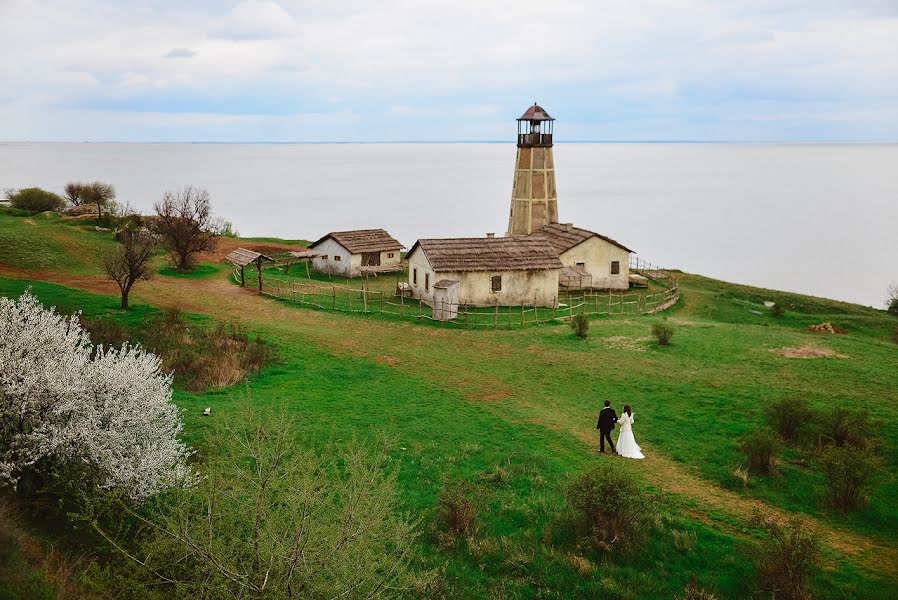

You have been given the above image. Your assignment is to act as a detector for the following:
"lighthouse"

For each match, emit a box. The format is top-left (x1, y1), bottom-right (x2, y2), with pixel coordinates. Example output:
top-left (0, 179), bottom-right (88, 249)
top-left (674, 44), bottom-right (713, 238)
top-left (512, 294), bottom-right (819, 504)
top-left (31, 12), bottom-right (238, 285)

top-left (506, 103), bottom-right (558, 236)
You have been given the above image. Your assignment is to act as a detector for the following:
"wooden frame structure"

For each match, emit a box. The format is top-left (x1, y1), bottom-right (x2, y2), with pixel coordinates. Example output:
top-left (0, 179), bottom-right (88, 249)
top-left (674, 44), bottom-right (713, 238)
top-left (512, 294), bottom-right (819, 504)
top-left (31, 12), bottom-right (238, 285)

top-left (225, 248), bottom-right (274, 291)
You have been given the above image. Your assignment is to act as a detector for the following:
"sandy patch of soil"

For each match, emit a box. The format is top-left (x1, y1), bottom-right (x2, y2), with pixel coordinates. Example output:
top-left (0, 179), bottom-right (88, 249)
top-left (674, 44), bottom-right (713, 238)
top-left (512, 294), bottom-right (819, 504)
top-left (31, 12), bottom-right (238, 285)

top-left (602, 335), bottom-right (652, 352)
top-left (771, 346), bottom-right (848, 359)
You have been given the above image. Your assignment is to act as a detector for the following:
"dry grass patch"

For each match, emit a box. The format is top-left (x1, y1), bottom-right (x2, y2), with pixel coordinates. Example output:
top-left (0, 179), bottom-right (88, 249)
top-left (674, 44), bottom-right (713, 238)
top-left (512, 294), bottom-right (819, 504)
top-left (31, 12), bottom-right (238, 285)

top-left (771, 346), bottom-right (848, 359)
top-left (602, 335), bottom-right (651, 352)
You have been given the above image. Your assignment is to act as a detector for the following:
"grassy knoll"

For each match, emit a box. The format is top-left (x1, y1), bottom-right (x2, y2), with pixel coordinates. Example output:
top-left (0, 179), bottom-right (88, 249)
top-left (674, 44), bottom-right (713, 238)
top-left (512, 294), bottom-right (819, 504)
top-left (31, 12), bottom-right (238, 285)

top-left (1, 216), bottom-right (897, 598)
top-left (0, 207), bottom-right (117, 274)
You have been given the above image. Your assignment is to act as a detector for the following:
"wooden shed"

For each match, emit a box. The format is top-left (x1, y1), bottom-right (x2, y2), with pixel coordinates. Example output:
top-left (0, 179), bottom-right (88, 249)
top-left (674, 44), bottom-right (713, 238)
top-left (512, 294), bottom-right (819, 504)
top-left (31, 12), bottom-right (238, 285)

top-left (224, 248), bottom-right (274, 290)
top-left (308, 229), bottom-right (404, 277)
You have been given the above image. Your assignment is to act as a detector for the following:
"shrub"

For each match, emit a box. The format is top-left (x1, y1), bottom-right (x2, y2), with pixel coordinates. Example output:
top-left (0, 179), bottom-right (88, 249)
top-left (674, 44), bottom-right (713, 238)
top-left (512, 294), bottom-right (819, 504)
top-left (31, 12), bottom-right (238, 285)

top-left (78, 316), bottom-right (132, 349)
top-left (765, 397), bottom-right (813, 443)
top-left (740, 428), bottom-right (779, 474)
top-left (817, 406), bottom-right (874, 449)
top-left (746, 514), bottom-right (820, 600)
top-left (436, 478), bottom-right (481, 538)
top-left (0, 291), bottom-right (190, 499)
top-left (770, 302), bottom-right (785, 318)
top-left (5, 187), bottom-right (65, 214)
top-left (566, 461), bottom-right (654, 553)
top-left (818, 445), bottom-right (881, 511)
top-left (570, 313), bottom-right (589, 338)
top-left (651, 321), bottom-right (674, 346)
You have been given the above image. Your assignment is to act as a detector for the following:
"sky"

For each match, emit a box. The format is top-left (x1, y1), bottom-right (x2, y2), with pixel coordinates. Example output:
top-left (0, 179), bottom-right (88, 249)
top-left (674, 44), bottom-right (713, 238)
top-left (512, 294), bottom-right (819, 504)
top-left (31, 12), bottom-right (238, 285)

top-left (1, 0), bottom-right (897, 142)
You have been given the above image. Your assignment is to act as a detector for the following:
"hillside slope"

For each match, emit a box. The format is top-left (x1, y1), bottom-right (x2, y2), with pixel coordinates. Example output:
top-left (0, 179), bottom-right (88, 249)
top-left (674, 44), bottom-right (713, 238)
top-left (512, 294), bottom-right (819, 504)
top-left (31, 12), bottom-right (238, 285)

top-left (1, 209), bottom-right (896, 599)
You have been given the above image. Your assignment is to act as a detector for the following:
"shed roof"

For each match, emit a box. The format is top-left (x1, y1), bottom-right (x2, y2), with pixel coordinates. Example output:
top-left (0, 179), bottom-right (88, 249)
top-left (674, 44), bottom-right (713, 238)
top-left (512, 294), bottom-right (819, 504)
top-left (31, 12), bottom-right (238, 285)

top-left (224, 248), bottom-right (274, 267)
top-left (408, 237), bottom-right (563, 272)
top-left (518, 103), bottom-right (554, 121)
top-left (531, 223), bottom-right (634, 254)
top-left (309, 229), bottom-right (403, 254)
top-left (434, 279), bottom-right (460, 289)
top-left (289, 249), bottom-right (320, 259)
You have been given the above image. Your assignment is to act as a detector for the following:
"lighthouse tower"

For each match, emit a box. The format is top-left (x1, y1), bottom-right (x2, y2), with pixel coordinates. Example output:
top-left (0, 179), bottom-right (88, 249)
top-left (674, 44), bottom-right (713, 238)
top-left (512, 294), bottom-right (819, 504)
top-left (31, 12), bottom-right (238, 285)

top-left (506, 103), bottom-right (558, 236)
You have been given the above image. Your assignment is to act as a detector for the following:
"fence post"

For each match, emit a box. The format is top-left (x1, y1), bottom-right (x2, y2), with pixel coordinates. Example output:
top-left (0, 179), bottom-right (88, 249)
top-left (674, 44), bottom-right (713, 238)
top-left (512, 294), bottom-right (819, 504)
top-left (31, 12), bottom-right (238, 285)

top-left (332, 286), bottom-right (336, 310)
top-left (533, 297), bottom-right (538, 323)
top-left (380, 291), bottom-right (384, 314)
top-left (551, 296), bottom-right (556, 321)
top-left (494, 300), bottom-right (499, 328)
top-left (418, 299), bottom-right (422, 320)
top-left (400, 293), bottom-right (405, 318)
top-left (569, 301), bottom-right (573, 320)
top-left (292, 281), bottom-right (296, 303)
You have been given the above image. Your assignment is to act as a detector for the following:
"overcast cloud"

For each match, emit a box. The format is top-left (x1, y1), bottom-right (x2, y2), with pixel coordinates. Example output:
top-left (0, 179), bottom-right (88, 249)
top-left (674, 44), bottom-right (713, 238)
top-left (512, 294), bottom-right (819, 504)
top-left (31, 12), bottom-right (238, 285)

top-left (1, 0), bottom-right (897, 141)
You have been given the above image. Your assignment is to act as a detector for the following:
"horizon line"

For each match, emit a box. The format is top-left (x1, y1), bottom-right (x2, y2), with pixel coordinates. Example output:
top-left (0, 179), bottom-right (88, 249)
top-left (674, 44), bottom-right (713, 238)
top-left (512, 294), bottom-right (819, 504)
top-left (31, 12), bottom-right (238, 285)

top-left (2, 139), bottom-right (898, 145)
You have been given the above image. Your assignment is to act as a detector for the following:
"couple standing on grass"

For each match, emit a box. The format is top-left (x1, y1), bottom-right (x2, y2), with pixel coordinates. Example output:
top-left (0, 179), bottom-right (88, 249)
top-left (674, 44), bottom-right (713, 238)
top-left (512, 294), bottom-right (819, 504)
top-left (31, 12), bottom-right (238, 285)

top-left (596, 400), bottom-right (644, 459)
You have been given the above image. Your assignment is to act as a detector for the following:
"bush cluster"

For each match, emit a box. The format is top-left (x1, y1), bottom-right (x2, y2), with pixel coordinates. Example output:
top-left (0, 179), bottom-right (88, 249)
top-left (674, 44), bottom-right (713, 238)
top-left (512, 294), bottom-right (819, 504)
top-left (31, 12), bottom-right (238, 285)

top-left (565, 461), bottom-right (655, 553)
top-left (79, 308), bottom-right (276, 391)
top-left (746, 514), bottom-right (821, 600)
top-left (5, 187), bottom-right (65, 214)
top-left (770, 302), bottom-right (785, 318)
top-left (754, 399), bottom-right (883, 512)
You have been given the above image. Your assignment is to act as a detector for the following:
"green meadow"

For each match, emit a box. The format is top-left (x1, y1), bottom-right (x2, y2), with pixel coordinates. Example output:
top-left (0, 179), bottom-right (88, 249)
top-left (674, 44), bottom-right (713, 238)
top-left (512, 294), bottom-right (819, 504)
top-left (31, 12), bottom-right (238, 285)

top-left (1, 208), bottom-right (896, 598)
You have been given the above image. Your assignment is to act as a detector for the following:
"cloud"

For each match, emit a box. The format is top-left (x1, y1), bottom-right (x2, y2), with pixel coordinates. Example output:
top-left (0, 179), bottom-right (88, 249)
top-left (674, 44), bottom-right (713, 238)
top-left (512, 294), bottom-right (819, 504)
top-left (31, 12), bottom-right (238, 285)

top-left (210, 0), bottom-right (298, 40)
top-left (0, 0), bottom-right (896, 141)
top-left (164, 48), bottom-right (196, 59)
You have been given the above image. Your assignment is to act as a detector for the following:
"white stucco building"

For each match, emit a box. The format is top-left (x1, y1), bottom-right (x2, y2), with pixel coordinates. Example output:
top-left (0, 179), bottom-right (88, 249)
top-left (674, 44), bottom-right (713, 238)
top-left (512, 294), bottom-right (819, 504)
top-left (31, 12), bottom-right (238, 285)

top-left (308, 229), bottom-right (403, 278)
top-left (531, 223), bottom-right (633, 290)
top-left (406, 236), bottom-right (563, 307)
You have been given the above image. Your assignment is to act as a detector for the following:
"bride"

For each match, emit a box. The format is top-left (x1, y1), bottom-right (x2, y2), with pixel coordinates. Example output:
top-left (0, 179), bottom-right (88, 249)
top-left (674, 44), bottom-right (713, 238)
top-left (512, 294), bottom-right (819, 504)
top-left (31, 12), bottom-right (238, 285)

top-left (616, 405), bottom-right (644, 459)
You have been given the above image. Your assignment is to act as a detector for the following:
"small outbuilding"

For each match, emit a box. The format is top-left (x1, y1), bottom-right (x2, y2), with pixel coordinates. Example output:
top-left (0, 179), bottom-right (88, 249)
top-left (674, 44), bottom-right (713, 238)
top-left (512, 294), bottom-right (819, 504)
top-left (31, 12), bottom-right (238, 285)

top-left (308, 229), bottom-right (404, 278)
top-left (406, 236), bottom-right (562, 307)
top-left (531, 223), bottom-right (633, 290)
top-left (224, 248), bottom-right (274, 290)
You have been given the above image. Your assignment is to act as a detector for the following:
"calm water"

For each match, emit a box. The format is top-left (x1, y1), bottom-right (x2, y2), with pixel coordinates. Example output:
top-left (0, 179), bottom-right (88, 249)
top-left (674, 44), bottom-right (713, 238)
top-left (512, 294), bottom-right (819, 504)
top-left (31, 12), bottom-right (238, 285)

top-left (1, 142), bottom-right (896, 307)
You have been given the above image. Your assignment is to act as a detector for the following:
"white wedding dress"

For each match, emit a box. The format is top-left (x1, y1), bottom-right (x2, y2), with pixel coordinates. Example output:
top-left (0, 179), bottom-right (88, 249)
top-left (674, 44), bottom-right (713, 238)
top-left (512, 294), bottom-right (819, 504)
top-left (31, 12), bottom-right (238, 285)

top-left (616, 413), bottom-right (644, 459)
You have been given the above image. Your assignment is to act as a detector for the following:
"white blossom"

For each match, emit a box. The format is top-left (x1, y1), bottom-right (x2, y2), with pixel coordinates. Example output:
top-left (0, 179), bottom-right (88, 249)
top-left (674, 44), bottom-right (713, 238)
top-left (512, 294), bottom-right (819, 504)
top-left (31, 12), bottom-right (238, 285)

top-left (0, 291), bottom-right (191, 499)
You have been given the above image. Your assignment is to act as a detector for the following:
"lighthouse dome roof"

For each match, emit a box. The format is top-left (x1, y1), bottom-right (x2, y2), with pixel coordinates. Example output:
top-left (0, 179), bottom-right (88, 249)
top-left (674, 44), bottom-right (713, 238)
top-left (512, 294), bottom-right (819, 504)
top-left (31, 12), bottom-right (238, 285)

top-left (517, 103), bottom-right (554, 121)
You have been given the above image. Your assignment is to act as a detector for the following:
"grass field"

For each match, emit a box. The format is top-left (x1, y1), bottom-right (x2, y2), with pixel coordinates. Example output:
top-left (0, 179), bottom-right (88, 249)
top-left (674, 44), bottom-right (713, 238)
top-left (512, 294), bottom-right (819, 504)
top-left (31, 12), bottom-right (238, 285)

top-left (1, 210), bottom-right (896, 599)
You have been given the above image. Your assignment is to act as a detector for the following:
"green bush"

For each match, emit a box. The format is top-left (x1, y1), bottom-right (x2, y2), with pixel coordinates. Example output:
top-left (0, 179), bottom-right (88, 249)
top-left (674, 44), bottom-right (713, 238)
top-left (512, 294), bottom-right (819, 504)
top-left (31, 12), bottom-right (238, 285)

top-left (818, 406), bottom-right (874, 449)
top-left (651, 321), bottom-right (674, 346)
top-left (570, 313), bottom-right (589, 338)
top-left (566, 461), bottom-right (654, 553)
top-left (770, 302), bottom-right (785, 318)
top-left (818, 445), bottom-right (881, 511)
top-left (747, 513), bottom-right (820, 600)
top-left (740, 428), bottom-right (779, 474)
top-left (6, 188), bottom-right (64, 214)
top-left (436, 478), bottom-right (481, 537)
top-left (765, 397), bottom-right (813, 443)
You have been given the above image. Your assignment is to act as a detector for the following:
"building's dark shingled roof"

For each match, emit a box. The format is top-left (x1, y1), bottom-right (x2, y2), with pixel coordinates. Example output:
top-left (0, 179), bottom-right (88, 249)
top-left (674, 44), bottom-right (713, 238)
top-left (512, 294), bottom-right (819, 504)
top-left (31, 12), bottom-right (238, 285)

top-left (531, 223), bottom-right (634, 254)
top-left (224, 248), bottom-right (274, 267)
top-left (309, 229), bottom-right (403, 254)
top-left (408, 237), bottom-right (563, 272)
top-left (518, 103), bottom-right (554, 121)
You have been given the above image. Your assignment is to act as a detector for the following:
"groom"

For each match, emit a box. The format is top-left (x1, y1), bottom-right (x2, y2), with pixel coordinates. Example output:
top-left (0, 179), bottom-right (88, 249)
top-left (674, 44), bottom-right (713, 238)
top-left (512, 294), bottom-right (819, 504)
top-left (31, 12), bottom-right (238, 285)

top-left (596, 400), bottom-right (618, 454)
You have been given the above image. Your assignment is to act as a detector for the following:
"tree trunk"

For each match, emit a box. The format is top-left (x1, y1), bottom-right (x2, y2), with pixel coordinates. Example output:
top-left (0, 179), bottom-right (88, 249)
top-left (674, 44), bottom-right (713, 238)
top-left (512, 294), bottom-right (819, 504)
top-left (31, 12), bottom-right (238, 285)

top-left (121, 286), bottom-right (130, 309)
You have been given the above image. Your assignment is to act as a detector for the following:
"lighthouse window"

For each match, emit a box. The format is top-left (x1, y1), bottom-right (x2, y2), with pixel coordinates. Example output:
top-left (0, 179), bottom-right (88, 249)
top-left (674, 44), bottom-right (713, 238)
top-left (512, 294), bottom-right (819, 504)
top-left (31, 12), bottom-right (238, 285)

top-left (611, 261), bottom-right (620, 275)
top-left (491, 275), bottom-right (502, 292)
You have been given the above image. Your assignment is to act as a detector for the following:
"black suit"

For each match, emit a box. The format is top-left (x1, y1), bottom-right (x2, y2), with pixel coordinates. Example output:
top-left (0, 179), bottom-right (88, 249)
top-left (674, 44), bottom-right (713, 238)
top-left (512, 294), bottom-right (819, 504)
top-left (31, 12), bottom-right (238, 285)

top-left (596, 407), bottom-right (618, 452)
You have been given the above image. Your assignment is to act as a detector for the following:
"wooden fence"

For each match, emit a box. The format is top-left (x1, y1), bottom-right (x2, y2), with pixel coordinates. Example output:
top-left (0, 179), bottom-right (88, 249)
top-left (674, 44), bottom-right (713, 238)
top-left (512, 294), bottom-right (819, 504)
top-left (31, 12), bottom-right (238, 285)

top-left (259, 277), bottom-right (679, 329)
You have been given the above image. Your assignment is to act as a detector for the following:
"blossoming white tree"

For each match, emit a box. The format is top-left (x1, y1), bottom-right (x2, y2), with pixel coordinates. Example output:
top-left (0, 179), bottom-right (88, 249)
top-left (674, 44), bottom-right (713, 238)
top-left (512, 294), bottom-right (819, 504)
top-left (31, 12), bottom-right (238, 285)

top-left (0, 291), bottom-right (191, 499)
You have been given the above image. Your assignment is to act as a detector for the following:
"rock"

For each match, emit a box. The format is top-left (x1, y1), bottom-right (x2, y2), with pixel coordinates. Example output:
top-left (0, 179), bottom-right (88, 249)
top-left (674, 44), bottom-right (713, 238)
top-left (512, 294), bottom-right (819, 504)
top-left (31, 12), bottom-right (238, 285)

top-left (202, 407), bottom-right (211, 416)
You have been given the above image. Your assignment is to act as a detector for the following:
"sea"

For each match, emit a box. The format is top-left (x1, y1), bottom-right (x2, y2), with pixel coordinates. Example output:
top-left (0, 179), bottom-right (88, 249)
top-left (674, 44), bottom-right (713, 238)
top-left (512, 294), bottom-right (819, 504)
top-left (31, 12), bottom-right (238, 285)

top-left (1, 141), bottom-right (896, 308)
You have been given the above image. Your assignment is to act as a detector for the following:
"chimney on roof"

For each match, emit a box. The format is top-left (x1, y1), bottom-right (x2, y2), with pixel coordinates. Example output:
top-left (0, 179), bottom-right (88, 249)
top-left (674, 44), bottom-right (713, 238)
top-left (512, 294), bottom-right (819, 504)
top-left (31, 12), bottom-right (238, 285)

top-left (565, 223), bottom-right (573, 232)
top-left (486, 232), bottom-right (495, 238)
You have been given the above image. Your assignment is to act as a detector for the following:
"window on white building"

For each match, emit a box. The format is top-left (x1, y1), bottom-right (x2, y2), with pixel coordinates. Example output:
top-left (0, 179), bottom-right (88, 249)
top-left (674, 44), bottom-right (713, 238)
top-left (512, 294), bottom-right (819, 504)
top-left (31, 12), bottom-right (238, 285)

top-left (611, 261), bottom-right (620, 275)
top-left (491, 275), bottom-right (502, 292)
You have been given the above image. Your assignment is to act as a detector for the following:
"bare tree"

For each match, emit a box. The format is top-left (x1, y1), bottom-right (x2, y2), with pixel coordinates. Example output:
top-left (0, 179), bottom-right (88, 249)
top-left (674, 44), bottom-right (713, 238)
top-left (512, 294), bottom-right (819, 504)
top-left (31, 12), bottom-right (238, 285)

top-left (105, 229), bottom-right (156, 309)
top-left (63, 182), bottom-right (84, 207)
top-left (81, 181), bottom-right (117, 220)
top-left (887, 283), bottom-right (898, 315)
top-left (152, 187), bottom-right (221, 271)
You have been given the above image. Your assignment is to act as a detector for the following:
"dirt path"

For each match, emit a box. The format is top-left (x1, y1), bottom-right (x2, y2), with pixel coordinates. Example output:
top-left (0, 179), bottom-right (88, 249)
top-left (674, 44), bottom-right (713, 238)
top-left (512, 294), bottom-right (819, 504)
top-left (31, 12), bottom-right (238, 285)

top-left (4, 266), bottom-right (896, 578)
